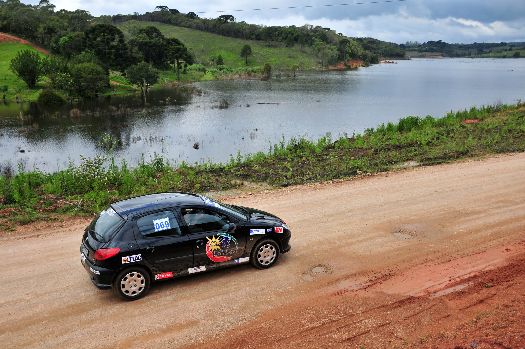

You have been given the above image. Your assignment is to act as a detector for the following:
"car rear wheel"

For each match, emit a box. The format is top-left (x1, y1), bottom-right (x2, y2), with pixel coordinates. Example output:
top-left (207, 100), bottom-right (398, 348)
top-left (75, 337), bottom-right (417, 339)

top-left (251, 239), bottom-right (280, 269)
top-left (113, 267), bottom-right (150, 301)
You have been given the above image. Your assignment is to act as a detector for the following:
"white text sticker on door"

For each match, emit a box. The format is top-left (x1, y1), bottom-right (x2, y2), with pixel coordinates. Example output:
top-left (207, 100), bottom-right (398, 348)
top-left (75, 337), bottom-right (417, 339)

top-left (153, 217), bottom-right (171, 232)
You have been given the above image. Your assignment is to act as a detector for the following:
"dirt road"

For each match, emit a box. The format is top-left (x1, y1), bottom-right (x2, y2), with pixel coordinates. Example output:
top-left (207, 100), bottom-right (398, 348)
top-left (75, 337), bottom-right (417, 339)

top-left (1, 153), bottom-right (524, 349)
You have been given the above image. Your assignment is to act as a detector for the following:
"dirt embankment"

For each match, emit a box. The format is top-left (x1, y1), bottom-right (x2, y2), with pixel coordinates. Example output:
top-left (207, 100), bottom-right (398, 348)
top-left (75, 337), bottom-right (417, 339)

top-left (1, 153), bottom-right (524, 349)
top-left (0, 32), bottom-right (49, 54)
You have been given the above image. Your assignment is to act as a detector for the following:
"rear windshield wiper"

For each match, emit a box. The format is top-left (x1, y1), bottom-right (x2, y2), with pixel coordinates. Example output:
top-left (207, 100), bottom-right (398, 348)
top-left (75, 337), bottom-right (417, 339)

top-left (88, 229), bottom-right (105, 242)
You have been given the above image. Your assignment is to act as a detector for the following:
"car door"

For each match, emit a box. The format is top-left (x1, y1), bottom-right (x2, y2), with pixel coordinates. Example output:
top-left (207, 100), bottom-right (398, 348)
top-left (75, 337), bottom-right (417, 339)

top-left (180, 206), bottom-right (246, 268)
top-left (133, 209), bottom-right (193, 274)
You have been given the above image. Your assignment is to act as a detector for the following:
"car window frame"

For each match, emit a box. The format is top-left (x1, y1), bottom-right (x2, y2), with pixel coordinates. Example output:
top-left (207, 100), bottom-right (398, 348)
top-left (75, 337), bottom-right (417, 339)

top-left (178, 205), bottom-right (238, 235)
top-left (133, 208), bottom-right (185, 239)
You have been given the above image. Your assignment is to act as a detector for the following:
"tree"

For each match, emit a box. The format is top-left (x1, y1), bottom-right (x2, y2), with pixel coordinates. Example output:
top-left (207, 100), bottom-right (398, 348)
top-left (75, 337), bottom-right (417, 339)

top-left (347, 39), bottom-right (364, 59)
top-left (186, 12), bottom-right (198, 19)
top-left (10, 49), bottom-right (45, 88)
top-left (83, 24), bottom-right (131, 72)
top-left (166, 38), bottom-right (193, 80)
top-left (125, 62), bottom-right (159, 100)
top-left (55, 32), bottom-right (84, 58)
top-left (216, 55), bottom-right (224, 66)
top-left (337, 38), bottom-right (350, 60)
top-left (217, 15), bottom-right (235, 23)
top-left (44, 56), bottom-right (72, 92)
top-left (313, 40), bottom-right (338, 67)
top-left (129, 26), bottom-right (169, 68)
top-left (155, 5), bottom-right (169, 12)
top-left (240, 44), bottom-right (252, 65)
top-left (70, 63), bottom-right (108, 98)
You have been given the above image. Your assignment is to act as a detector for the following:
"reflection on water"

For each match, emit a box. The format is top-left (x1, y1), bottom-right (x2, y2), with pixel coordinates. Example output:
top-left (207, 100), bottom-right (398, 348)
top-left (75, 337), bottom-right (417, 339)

top-left (1, 58), bottom-right (524, 173)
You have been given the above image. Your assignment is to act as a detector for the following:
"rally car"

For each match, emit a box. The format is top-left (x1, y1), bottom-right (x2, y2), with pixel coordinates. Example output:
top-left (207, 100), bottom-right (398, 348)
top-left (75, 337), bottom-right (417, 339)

top-left (80, 192), bottom-right (291, 300)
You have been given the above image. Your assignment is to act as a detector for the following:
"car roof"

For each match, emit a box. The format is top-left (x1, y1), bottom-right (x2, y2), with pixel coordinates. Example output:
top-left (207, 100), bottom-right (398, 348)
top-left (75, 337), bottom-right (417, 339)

top-left (111, 192), bottom-right (204, 218)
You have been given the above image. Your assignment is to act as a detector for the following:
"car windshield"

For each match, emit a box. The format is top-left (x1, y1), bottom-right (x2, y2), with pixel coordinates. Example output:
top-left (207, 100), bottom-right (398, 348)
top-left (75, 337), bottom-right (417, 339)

top-left (89, 207), bottom-right (124, 242)
top-left (200, 196), bottom-right (247, 220)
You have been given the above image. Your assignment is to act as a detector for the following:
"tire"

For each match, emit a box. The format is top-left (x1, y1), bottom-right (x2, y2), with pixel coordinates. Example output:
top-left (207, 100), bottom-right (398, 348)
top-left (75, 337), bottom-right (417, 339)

top-left (251, 239), bottom-right (280, 269)
top-left (113, 267), bottom-right (151, 301)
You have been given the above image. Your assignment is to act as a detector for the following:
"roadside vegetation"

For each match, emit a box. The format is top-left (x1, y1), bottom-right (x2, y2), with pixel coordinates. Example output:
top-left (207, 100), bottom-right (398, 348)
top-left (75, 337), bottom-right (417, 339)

top-left (1, 102), bottom-right (524, 231)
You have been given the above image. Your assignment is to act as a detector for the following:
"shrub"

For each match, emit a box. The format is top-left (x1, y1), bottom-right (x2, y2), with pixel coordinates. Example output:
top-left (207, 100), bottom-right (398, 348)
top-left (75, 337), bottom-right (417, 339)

top-left (398, 116), bottom-right (422, 132)
top-left (10, 49), bottom-right (45, 88)
top-left (70, 63), bottom-right (108, 98)
top-left (37, 89), bottom-right (66, 109)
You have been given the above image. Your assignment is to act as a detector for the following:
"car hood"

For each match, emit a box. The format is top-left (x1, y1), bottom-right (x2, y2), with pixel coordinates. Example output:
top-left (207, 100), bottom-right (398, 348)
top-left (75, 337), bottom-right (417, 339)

top-left (233, 205), bottom-right (284, 225)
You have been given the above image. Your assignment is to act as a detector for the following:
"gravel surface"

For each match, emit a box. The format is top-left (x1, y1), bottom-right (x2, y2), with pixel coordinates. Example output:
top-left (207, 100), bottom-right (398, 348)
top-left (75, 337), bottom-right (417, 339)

top-left (1, 153), bottom-right (524, 349)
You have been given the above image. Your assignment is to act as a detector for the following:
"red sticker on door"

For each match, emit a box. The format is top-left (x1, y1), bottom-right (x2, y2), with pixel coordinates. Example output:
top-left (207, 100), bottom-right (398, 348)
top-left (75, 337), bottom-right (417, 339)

top-left (154, 272), bottom-right (174, 280)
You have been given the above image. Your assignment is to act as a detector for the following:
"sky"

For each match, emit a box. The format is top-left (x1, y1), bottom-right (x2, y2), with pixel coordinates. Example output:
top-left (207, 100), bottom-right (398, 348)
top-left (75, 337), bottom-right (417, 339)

top-left (26, 0), bottom-right (525, 44)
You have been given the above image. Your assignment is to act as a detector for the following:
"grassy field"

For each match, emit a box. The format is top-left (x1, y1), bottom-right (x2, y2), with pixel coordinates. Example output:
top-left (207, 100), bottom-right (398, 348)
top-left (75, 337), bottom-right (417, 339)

top-left (0, 42), bottom-right (47, 101)
top-left (118, 20), bottom-right (319, 70)
top-left (1, 102), bottom-right (524, 231)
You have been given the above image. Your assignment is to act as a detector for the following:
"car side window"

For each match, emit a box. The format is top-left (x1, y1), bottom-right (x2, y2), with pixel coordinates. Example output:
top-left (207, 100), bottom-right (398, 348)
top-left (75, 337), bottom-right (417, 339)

top-left (181, 208), bottom-right (230, 234)
top-left (136, 210), bottom-right (181, 237)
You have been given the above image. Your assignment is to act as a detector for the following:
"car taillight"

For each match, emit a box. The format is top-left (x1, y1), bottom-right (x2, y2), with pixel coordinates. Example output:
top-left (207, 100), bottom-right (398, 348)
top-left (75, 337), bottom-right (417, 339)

top-left (94, 248), bottom-right (121, 261)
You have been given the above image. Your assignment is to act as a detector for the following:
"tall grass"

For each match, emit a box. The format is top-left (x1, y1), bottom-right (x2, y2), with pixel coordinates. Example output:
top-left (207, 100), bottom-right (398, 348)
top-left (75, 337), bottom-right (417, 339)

top-left (1, 102), bottom-right (524, 231)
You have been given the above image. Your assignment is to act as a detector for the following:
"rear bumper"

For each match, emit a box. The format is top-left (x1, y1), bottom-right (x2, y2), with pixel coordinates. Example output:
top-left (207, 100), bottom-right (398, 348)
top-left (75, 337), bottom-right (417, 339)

top-left (80, 253), bottom-right (114, 289)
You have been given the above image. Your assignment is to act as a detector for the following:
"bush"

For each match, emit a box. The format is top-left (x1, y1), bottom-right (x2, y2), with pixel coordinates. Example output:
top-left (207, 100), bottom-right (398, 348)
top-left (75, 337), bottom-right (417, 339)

top-left (37, 89), bottom-right (66, 108)
top-left (10, 49), bottom-right (45, 88)
top-left (262, 63), bottom-right (272, 80)
top-left (70, 63), bottom-right (108, 98)
top-left (398, 116), bottom-right (422, 132)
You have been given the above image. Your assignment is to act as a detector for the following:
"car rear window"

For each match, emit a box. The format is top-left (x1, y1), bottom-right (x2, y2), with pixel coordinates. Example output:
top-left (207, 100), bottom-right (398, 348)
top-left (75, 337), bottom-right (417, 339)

top-left (90, 207), bottom-right (124, 242)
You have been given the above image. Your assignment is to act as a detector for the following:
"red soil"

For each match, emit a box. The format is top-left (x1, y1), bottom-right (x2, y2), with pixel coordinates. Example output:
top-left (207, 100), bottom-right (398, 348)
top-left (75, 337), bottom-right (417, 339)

top-left (0, 32), bottom-right (49, 54)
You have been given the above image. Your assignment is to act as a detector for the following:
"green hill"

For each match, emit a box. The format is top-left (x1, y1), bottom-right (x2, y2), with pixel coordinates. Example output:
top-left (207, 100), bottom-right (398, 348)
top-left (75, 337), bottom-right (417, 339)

top-left (118, 20), bottom-right (319, 70)
top-left (0, 42), bottom-right (46, 101)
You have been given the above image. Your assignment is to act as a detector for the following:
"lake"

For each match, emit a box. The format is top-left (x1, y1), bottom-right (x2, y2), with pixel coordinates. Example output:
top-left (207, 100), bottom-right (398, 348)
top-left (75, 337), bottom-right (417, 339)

top-left (1, 58), bottom-right (524, 173)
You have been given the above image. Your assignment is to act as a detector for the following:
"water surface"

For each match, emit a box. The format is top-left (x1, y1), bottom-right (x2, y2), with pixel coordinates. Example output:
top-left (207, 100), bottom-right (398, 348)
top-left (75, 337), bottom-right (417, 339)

top-left (1, 58), bottom-right (524, 172)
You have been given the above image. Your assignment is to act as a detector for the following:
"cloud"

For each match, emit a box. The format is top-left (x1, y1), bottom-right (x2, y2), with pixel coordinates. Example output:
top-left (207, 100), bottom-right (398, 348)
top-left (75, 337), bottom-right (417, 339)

top-left (23, 0), bottom-right (525, 43)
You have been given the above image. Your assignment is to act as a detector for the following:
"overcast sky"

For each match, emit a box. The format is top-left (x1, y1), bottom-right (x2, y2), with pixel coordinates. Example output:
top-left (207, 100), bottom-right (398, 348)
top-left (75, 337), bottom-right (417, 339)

top-left (26, 0), bottom-right (525, 43)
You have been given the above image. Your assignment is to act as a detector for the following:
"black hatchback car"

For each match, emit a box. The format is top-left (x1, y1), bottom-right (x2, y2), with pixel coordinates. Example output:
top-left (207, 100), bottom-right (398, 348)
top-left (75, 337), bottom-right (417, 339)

top-left (80, 193), bottom-right (291, 300)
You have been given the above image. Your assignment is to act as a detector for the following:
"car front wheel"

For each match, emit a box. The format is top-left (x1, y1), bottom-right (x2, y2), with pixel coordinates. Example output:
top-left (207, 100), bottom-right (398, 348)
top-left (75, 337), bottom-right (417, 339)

top-left (113, 267), bottom-right (151, 301)
top-left (251, 239), bottom-right (280, 269)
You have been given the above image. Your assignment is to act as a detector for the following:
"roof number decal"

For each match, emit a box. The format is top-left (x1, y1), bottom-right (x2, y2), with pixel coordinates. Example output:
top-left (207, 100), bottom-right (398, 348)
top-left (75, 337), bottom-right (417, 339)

top-left (153, 217), bottom-right (171, 232)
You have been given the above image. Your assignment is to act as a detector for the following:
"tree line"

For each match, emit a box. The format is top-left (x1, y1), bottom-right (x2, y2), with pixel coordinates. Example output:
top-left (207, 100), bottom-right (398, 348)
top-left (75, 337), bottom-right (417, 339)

top-left (1, 0), bottom-right (193, 101)
top-left (1, 0), bottom-right (406, 102)
top-left (107, 7), bottom-right (405, 64)
top-left (403, 40), bottom-right (525, 57)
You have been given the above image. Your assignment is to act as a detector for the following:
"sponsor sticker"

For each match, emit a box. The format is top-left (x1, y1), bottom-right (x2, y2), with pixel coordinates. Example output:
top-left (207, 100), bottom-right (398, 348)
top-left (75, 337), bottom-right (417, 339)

top-left (122, 254), bottom-right (142, 264)
top-left (188, 266), bottom-right (206, 274)
top-left (234, 257), bottom-right (250, 264)
top-left (274, 226), bottom-right (284, 233)
top-left (153, 217), bottom-right (171, 232)
top-left (90, 267), bottom-right (100, 275)
top-left (154, 272), bottom-right (174, 280)
top-left (249, 228), bottom-right (266, 235)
